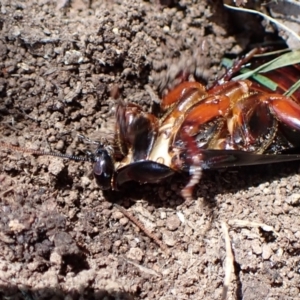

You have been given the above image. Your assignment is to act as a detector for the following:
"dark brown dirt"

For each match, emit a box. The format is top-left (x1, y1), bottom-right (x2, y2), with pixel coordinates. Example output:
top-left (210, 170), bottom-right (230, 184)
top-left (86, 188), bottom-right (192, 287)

top-left (1, 1), bottom-right (300, 299)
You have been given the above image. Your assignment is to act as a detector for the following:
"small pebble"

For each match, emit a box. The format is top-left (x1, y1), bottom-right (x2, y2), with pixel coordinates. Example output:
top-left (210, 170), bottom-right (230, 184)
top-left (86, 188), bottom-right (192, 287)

top-left (287, 193), bottom-right (300, 205)
top-left (126, 247), bottom-right (144, 262)
top-left (81, 176), bottom-right (91, 187)
top-left (251, 239), bottom-right (262, 255)
top-left (162, 230), bottom-right (176, 247)
top-left (112, 211), bottom-right (123, 220)
top-left (55, 140), bottom-right (64, 150)
top-left (48, 159), bottom-right (64, 176)
top-left (160, 211), bottom-right (166, 219)
top-left (262, 244), bottom-right (272, 260)
top-left (166, 215), bottom-right (180, 231)
top-left (50, 252), bottom-right (62, 265)
top-left (119, 217), bottom-right (129, 226)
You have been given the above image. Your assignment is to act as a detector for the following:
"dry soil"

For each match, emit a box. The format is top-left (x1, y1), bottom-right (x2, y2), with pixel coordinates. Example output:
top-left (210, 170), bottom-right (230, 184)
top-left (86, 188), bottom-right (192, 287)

top-left (0, 1), bottom-right (300, 299)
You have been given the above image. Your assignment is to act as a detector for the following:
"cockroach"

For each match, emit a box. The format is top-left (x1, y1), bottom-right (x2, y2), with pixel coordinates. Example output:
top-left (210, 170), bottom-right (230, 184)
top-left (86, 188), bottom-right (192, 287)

top-left (2, 49), bottom-right (300, 203)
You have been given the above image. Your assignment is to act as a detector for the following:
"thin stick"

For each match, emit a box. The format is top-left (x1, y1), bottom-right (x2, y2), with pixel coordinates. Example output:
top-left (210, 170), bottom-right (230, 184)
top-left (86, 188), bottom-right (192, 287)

top-left (221, 221), bottom-right (234, 300)
top-left (227, 219), bottom-right (279, 236)
top-left (122, 257), bottom-right (161, 277)
top-left (114, 204), bottom-right (169, 253)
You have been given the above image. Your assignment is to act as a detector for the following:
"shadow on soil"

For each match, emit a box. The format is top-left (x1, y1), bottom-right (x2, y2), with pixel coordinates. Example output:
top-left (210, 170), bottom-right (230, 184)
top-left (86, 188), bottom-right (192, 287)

top-left (103, 161), bottom-right (300, 209)
top-left (0, 284), bottom-right (135, 300)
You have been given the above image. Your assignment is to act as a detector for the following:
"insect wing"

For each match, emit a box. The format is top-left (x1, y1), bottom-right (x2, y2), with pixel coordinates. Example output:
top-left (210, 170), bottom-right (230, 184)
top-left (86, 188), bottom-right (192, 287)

top-left (113, 161), bottom-right (175, 189)
top-left (199, 149), bottom-right (300, 170)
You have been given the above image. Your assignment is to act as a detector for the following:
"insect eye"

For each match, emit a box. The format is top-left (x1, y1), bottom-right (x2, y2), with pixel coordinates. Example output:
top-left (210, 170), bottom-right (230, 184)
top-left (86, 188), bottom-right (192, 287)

top-left (93, 149), bottom-right (114, 190)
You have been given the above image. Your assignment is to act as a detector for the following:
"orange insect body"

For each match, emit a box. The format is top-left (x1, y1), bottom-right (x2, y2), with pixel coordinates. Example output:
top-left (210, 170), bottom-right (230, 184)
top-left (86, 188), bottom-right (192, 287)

top-left (112, 64), bottom-right (300, 200)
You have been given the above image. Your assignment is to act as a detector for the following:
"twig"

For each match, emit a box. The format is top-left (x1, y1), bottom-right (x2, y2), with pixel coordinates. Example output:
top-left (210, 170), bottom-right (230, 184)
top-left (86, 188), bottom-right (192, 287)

top-left (227, 219), bottom-right (279, 236)
top-left (221, 221), bottom-right (234, 300)
top-left (122, 257), bottom-right (161, 277)
top-left (114, 204), bottom-right (169, 253)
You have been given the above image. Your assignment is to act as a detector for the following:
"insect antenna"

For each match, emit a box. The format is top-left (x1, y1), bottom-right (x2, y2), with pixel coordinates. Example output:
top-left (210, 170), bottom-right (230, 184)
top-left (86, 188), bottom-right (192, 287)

top-left (0, 142), bottom-right (92, 162)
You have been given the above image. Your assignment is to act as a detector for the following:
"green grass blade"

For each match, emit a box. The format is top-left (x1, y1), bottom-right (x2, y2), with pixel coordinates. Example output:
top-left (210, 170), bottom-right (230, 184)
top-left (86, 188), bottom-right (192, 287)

top-left (284, 79), bottom-right (300, 97)
top-left (232, 50), bottom-right (300, 81)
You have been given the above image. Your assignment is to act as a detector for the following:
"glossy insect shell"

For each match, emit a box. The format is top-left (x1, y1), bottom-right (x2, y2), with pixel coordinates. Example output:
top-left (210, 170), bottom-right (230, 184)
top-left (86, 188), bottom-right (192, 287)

top-left (93, 148), bottom-right (115, 190)
top-left (91, 52), bottom-right (300, 201)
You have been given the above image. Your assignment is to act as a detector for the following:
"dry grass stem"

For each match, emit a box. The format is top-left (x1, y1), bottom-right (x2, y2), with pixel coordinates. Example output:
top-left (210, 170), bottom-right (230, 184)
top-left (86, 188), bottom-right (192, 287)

top-left (221, 221), bottom-right (235, 300)
top-left (228, 219), bottom-right (279, 236)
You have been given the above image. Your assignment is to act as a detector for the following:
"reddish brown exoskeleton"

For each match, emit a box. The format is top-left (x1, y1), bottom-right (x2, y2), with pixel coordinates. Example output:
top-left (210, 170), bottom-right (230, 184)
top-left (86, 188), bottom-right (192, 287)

top-left (2, 50), bottom-right (300, 202)
top-left (93, 50), bottom-right (300, 202)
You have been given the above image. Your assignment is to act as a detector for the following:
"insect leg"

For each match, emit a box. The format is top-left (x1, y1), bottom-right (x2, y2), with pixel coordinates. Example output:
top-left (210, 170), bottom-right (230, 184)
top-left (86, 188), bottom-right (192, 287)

top-left (174, 130), bottom-right (205, 203)
top-left (181, 160), bottom-right (203, 204)
top-left (212, 47), bottom-right (266, 87)
top-left (161, 81), bottom-right (207, 111)
top-left (172, 95), bottom-right (231, 202)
